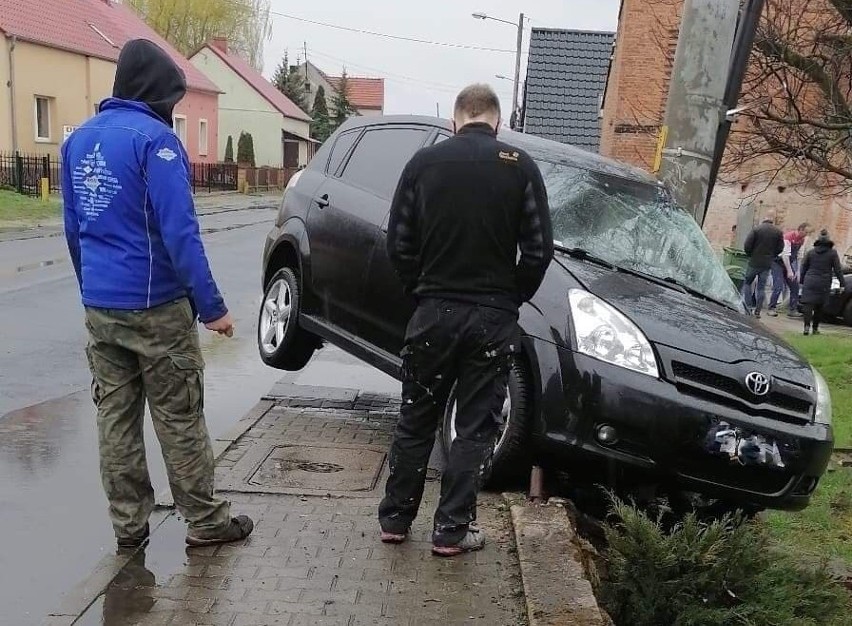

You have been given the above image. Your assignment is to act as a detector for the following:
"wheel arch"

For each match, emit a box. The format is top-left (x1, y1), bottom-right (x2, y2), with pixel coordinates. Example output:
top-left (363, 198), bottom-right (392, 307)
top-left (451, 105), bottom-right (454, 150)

top-left (263, 218), bottom-right (317, 312)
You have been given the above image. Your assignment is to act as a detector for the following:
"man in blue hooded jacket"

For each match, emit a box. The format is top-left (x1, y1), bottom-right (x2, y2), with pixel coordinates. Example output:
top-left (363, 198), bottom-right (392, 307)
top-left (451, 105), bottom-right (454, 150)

top-left (63, 39), bottom-right (253, 548)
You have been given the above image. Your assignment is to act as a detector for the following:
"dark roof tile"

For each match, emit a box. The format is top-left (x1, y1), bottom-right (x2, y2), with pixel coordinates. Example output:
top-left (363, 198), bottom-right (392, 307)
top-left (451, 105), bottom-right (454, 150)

top-left (522, 28), bottom-right (615, 152)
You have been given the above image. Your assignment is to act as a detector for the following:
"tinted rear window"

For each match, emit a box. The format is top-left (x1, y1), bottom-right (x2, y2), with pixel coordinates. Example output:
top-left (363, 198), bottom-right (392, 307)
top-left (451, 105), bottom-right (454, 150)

top-left (341, 128), bottom-right (429, 199)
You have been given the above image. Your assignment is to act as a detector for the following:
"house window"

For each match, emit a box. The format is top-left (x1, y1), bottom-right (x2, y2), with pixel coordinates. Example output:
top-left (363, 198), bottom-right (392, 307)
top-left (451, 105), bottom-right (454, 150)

top-left (198, 119), bottom-right (209, 156)
top-left (35, 96), bottom-right (52, 141)
top-left (173, 115), bottom-right (187, 147)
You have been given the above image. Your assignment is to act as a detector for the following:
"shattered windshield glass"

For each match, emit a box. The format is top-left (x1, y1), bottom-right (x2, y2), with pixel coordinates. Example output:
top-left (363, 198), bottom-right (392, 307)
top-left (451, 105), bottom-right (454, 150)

top-left (537, 161), bottom-right (742, 310)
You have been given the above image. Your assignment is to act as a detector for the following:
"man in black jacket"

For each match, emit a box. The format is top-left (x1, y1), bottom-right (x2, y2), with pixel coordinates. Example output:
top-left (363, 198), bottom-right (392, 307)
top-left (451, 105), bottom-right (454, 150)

top-left (379, 84), bottom-right (553, 556)
top-left (741, 213), bottom-right (784, 318)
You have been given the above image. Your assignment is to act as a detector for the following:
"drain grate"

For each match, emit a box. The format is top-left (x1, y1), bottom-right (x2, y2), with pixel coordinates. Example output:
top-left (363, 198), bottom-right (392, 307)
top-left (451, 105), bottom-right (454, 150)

top-left (217, 443), bottom-right (388, 496)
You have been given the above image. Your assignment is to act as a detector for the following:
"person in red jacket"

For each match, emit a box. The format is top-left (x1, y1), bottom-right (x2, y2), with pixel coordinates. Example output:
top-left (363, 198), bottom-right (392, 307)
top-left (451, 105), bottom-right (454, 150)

top-left (767, 223), bottom-right (810, 318)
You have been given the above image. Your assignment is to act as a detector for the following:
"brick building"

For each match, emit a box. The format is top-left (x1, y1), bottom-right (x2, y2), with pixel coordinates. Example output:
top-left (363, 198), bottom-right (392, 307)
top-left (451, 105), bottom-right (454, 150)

top-left (600, 0), bottom-right (852, 259)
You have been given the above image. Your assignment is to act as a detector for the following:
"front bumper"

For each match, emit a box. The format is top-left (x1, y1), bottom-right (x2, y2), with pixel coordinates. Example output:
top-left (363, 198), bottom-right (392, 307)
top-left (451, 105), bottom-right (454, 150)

top-left (529, 338), bottom-right (833, 511)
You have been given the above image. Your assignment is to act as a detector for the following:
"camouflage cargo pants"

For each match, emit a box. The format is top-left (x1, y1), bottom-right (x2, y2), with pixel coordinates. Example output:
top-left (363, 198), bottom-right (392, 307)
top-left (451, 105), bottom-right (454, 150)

top-left (84, 298), bottom-right (230, 540)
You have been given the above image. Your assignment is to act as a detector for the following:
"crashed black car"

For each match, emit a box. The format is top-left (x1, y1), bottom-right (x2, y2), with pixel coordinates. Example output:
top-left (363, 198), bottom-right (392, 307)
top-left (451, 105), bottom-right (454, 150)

top-left (257, 116), bottom-right (833, 511)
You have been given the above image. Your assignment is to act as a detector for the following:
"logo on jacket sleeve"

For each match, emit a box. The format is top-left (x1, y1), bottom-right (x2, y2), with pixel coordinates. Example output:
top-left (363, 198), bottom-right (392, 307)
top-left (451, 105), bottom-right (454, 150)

top-left (499, 150), bottom-right (519, 162)
top-left (156, 147), bottom-right (178, 162)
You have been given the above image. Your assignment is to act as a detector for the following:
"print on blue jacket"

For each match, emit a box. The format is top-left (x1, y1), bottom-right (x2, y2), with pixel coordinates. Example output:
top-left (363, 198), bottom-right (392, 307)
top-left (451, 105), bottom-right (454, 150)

top-left (62, 39), bottom-right (226, 324)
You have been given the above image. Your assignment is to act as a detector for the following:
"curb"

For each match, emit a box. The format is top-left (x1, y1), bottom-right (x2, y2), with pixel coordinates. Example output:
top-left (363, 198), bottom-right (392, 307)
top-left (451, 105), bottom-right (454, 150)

top-left (507, 496), bottom-right (606, 626)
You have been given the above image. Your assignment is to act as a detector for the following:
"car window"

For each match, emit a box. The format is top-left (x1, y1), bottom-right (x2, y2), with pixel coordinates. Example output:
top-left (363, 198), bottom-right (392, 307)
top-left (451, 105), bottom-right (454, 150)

top-left (327, 130), bottom-right (360, 176)
top-left (341, 128), bottom-right (430, 199)
top-left (432, 133), bottom-right (451, 145)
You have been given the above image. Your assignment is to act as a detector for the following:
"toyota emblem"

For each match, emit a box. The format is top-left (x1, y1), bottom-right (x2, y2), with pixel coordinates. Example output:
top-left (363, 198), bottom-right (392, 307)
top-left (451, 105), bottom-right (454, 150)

top-left (745, 372), bottom-right (771, 396)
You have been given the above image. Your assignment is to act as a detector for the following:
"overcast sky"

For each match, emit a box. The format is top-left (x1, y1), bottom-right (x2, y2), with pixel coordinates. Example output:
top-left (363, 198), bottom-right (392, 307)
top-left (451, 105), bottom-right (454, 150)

top-left (262, 1), bottom-right (621, 119)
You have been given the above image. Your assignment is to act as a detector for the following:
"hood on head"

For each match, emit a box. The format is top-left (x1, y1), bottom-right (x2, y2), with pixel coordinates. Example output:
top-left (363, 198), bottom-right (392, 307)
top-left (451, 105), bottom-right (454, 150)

top-left (112, 39), bottom-right (186, 126)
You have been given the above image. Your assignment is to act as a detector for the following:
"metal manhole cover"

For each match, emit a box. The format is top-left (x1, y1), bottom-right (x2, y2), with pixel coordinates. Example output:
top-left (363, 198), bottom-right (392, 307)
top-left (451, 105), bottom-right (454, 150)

top-left (248, 445), bottom-right (386, 492)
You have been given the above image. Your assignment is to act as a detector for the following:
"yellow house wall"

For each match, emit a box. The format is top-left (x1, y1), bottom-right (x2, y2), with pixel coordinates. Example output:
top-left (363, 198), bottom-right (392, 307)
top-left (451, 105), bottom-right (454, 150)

top-left (2, 41), bottom-right (115, 156)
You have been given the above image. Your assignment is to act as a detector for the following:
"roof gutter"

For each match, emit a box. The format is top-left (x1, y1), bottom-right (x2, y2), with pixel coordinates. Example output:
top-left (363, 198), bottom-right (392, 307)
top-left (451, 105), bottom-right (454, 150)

top-left (7, 34), bottom-right (18, 153)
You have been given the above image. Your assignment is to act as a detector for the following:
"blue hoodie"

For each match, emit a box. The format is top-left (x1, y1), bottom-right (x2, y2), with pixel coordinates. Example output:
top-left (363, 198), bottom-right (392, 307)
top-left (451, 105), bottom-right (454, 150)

top-left (62, 40), bottom-right (226, 323)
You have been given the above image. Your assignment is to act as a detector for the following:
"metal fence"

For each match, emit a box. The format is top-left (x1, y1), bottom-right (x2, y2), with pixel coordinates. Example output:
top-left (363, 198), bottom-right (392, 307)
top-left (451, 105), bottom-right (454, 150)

top-left (189, 162), bottom-right (239, 193)
top-left (0, 152), bottom-right (61, 197)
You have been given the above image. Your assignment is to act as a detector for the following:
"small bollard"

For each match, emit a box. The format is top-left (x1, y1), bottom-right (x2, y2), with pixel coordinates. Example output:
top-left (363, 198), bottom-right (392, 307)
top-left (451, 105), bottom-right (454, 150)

top-left (40, 177), bottom-right (49, 202)
top-left (528, 465), bottom-right (545, 503)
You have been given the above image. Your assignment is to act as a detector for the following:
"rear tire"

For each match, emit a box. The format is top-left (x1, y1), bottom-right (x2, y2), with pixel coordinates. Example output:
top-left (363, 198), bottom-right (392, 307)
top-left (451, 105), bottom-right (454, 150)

top-left (257, 267), bottom-right (318, 371)
top-left (440, 357), bottom-right (534, 486)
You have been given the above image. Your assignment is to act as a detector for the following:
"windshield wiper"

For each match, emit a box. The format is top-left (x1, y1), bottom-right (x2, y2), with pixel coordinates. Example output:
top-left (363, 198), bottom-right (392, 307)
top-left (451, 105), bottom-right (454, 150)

top-left (555, 246), bottom-right (688, 294)
top-left (553, 245), bottom-right (616, 270)
top-left (659, 276), bottom-right (735, 310)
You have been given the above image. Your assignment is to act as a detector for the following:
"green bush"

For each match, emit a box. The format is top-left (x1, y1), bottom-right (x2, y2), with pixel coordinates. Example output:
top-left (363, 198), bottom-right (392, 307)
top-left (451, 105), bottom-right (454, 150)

top-left (236, 131), bottom-right (255, 167)
top-left (601, 497), bottom-right (850, 626)
top-left (224, 135), bottom-right (234, 163)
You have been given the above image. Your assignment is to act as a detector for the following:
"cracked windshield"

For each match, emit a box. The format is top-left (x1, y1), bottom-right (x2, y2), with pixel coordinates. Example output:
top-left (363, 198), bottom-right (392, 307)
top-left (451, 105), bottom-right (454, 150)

top-left (539, 161), bottom-right (743, 309)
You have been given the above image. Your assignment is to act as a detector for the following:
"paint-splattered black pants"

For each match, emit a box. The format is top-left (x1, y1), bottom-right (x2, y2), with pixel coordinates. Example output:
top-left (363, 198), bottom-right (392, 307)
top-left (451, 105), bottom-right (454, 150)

top-left (378, 298), bottom-right (520, 546)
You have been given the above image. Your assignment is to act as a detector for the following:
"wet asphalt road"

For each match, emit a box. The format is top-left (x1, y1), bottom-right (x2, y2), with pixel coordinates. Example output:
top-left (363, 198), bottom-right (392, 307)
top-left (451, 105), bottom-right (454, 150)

top-left (0, 205), bottom-right (397, 626)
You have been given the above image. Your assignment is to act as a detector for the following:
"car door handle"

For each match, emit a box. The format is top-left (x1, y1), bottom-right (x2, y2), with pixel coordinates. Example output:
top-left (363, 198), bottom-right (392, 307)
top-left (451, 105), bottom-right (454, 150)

top-left (314, 194), bottom-right (329, 208)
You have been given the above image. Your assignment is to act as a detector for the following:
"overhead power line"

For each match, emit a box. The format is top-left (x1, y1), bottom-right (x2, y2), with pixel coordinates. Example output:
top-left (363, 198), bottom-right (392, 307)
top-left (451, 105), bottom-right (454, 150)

top-left (270, 11), bottom-right (517, 54)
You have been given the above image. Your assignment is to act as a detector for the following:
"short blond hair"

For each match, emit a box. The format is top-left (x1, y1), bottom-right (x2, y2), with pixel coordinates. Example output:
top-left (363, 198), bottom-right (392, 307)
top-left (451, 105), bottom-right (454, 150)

top-left (454, 84), bottom-right (501, 118)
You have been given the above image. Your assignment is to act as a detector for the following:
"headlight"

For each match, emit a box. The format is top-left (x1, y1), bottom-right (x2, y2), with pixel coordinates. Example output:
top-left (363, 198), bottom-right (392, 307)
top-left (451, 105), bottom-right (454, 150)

top-left (568, 289), bottom-right (659, 378)
top-left (813, 367), bottom-right (832, 425)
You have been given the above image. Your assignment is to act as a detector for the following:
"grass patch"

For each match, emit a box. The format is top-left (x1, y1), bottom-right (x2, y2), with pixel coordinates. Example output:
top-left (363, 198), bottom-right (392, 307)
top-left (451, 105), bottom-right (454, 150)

top-left (785, 333), bottom-right (852, 447)
top-left (763, 333), bottom-right (852, 570)
top-left (0, 189), bottom-right (61, 225)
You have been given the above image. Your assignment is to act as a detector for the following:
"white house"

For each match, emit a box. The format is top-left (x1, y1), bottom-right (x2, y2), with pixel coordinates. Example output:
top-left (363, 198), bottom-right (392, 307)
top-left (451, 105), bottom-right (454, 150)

top-left (190, 38), bottom-right (314, 167)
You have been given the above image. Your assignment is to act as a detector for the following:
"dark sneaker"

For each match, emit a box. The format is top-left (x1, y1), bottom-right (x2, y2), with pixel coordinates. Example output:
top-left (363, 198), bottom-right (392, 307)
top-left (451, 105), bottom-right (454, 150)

top-left (380, 529), bottom-right (408, 544)
top-left (754, 311), bottom-right (762, 319)
top-left (186, 515), bottom-right (254, 547)
top-left (813, 328), bottom-right (821, 336)
top-left (767, 308), bottom-right (778, 317)
top-left (803, 325), bottom-right (810, 336)
top-left (432, 528), bottom-right (486, 557)
top-left (117, 523), bottom-right (150, 549)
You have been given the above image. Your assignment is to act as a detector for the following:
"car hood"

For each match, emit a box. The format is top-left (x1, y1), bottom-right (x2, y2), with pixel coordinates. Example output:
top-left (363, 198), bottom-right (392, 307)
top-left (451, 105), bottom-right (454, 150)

top-left (556, 257), bottom-right (813, 386)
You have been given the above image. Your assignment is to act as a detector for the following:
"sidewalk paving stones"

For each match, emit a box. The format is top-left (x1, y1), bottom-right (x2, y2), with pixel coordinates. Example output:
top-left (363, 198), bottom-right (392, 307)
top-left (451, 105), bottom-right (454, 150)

top-left (53, 386), bottom-right (530, 626)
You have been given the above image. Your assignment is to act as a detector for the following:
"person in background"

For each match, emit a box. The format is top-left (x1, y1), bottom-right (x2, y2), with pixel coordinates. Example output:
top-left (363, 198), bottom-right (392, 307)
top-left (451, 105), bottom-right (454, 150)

top-left (62, 39), bottom-right (253, 549)
top-left (799, 229), bottom-right (846, 335)
top-left (767, 222), bottom-right (810, 318)
top-left (741, 212), bottom-right (784, 318)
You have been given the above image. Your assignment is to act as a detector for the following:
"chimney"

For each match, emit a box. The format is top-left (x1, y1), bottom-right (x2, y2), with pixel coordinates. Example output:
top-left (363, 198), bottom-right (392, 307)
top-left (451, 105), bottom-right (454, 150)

top-left (210, 37), bottom-right (228, 54)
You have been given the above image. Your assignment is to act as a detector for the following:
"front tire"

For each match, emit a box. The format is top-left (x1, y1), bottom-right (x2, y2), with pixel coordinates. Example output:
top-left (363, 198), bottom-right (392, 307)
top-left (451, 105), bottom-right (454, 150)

top-left (440, 357), bottom-right (533, 486)
top-left (257, 267), bottom-right (318, 370)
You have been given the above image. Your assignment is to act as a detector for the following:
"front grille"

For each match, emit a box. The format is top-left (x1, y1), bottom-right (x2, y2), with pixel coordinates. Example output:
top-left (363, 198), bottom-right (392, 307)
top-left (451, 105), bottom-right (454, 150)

top-left (672, 363), bottom-right (742, 397)
top-left (671, 361), bottom-right (812, 421)
top-left (768, 392), bottom-right (812, 415)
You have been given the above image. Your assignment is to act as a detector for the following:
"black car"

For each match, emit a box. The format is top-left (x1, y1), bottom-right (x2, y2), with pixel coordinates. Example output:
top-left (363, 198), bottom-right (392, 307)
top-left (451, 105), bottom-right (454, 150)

top-left (825, 270), bottom-right (852, 325)
top-left (258, 116), bottom-right (833, 511)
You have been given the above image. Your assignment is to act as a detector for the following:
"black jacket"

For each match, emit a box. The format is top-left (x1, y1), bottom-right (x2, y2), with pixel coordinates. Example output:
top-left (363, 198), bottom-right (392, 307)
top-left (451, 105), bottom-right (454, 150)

top-left (386, 123), bottom-right (554, 311)
top-left (800, 235), bottom-right (846, 306)
top-left (743, 220), bottom-right (784, 270)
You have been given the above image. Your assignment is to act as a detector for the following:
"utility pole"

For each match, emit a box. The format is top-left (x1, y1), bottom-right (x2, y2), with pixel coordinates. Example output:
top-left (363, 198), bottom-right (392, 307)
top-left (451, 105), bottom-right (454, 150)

top-left (511, 13), bottom-right (524, 130)
top-left (656, 0), bottom-right (740, 224)
top-left (705, 0), bottom-right (767, 215)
